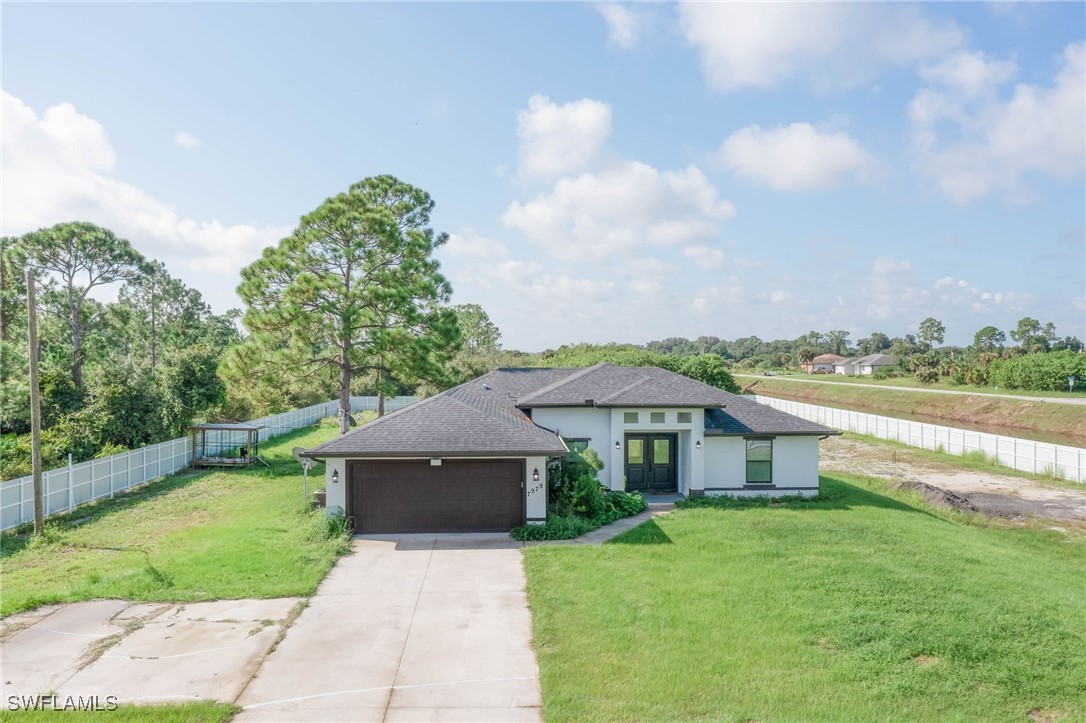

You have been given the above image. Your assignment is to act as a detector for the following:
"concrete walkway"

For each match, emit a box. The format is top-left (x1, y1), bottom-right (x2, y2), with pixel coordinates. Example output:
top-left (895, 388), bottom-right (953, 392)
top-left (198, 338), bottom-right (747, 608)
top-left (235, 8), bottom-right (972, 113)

top-left (235, 535), bottom-right (542, 722)
top-left (736, 374), bottom-right (1086, 405)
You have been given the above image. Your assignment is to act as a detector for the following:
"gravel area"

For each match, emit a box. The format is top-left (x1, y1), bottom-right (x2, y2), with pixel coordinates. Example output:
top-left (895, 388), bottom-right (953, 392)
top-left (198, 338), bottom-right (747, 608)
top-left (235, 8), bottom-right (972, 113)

top-left (821, 436), bottom-right (1086, 524)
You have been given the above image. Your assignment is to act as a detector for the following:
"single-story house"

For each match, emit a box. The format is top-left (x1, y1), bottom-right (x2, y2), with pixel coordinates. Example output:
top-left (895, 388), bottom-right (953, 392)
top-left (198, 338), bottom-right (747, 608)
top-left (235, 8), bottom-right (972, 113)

top-left (834, 357), bottom-right (858, 374)
top-left (305, 363), bottom-right (838, 534)
top-left (853, 353), bottom-right (895, 375)
top-left (801, 353), bottom-right (845, 373)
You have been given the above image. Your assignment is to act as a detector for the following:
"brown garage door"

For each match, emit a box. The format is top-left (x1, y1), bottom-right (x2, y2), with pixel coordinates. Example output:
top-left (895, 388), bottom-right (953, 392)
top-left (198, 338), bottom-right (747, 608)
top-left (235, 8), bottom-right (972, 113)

top-left (348, 459), bottom-right (525, 533)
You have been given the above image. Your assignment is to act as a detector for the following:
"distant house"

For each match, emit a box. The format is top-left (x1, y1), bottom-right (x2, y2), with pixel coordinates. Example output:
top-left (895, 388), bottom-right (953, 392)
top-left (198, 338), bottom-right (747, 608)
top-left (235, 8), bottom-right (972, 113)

top-left (801, 353), bottom-right (844, 374)
top-left (834, 357), bottom-right (858, 375)
top-left (853, 353), bottom-right (895, 375)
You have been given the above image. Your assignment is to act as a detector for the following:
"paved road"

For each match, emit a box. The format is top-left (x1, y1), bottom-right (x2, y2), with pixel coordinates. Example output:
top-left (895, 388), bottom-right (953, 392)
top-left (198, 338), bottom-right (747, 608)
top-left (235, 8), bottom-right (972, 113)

top-left (737, 374), bottom-right (1086, 405)
top-left (235, 534), bottom-right (543, 722)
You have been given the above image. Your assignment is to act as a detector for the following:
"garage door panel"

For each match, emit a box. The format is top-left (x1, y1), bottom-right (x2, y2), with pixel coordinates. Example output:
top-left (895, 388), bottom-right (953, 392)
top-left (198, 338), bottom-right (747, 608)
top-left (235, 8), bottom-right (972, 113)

top-left (349, 460), bottom-right (524, 533)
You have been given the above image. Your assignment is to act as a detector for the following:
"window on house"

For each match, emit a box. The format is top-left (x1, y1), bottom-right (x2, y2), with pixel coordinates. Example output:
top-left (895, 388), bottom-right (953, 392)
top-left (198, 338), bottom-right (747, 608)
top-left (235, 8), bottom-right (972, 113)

top-left (623, 412), bottom-right (639, 424)
top-left (746, 439), bottom-right (772, 484)
top-left (650, 412), bottom-right (665, 423)
top-left (627, 438), bottom-right (644, 465)
top-left (562, 438), bottom-right (589, 461)
top-left (677, 412), bottom-right (692, 424)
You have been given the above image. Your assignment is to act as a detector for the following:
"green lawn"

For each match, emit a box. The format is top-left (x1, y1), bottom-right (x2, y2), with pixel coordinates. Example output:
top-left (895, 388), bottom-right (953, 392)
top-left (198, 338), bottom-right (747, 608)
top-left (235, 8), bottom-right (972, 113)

top-left (0, 419), bottom-right (346, 617)
top-left (523, 474), bottom-right (1086, 722)
top-left (0, 702), bottom-right (236, 722)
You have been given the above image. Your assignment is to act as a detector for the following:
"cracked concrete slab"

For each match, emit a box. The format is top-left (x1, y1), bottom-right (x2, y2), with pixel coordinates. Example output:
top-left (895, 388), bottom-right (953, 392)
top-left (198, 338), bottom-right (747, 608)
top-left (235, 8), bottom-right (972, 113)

top-left (235, 536), bottom-right (542, 722)
top-left (1, 598), bottom-right (301, 707)
top-left (0, 600), bottom-right (131, 698)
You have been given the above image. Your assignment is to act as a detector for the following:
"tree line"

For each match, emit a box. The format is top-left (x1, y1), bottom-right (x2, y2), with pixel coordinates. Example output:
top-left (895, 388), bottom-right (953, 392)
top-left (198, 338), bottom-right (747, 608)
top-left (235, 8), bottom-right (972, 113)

top-left (4, 174), bottom-right (1081, 480)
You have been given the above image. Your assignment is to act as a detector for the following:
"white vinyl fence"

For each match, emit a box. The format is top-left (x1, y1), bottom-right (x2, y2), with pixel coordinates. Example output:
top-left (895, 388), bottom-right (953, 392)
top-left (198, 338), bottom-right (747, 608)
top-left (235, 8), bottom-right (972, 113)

top-left (0, 395), bottom-right (417, 532)
top-left (754, 395), bottom-right (1086, 484)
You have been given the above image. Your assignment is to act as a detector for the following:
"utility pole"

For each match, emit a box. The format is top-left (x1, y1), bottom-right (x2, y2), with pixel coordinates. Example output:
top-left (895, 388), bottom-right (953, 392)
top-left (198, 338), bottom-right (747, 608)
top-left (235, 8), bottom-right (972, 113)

top-left (27, 269), bottom-right (44, 534)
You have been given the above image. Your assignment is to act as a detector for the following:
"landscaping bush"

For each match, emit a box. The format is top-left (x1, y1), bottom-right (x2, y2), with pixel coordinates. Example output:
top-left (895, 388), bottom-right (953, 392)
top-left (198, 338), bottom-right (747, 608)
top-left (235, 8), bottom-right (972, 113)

top-left (871, 366), bottom-right (903, 380)
top-left (677, 490), bottom-right (834, 510)
top-left (605, 490), bottom-right (647, 517)
top-left (510, 514), bottom-right (598, 541)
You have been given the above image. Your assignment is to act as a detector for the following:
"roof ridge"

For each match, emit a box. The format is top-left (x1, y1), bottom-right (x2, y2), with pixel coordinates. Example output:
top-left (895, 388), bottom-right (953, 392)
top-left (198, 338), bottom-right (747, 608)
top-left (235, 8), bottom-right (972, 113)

top-left (307, 385), bottom-right (457, 451)
top-left (595, 374), bottom-right (652, 405)
top-left (514, 362), bottom-right (612, 405)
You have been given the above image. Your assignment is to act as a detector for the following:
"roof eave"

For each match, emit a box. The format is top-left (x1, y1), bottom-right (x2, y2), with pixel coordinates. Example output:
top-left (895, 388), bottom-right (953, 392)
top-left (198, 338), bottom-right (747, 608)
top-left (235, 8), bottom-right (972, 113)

top-left (303, 448), bottom-right (568, 459)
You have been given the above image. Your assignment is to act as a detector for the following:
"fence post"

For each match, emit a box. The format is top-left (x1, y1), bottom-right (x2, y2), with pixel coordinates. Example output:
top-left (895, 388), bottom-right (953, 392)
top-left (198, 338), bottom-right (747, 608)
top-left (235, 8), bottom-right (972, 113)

top-left (68, 453), bottom-right (74, 513)
top-left (109, 456), bottom-right (115, 499)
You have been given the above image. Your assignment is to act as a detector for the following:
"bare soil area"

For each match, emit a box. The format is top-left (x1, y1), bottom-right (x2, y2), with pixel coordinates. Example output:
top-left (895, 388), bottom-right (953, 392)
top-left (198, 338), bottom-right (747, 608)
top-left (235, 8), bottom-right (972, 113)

top-left (821, 436), bottom-right (1086, 525)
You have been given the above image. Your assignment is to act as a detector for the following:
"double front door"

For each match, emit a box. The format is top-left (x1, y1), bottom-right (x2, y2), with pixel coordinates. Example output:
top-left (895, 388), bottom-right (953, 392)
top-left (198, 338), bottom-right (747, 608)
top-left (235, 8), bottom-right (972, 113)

top-left (625, 434), bottom-right (677, 492)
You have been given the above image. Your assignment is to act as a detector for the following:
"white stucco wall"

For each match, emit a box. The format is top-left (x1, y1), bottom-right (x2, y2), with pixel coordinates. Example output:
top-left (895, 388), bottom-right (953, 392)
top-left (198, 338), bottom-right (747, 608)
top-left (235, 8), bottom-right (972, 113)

top-left (324, 458), bottom-right (346, 512)
top-left (525, 455), bottom-right (547, 523)
top-left (703, 435), bottom-right (821, 497)
top-left (531, 407), bottom-right (613, 483)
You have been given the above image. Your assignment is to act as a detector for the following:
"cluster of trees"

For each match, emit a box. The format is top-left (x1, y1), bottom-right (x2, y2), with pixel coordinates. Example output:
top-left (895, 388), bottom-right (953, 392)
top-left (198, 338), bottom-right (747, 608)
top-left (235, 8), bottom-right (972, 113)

top-left (5, 175), bottom-right (1081, 480)
top-left (640, 316), bottom-right (1083, 392)
top-left (1, 225), bottom-right (242, 478)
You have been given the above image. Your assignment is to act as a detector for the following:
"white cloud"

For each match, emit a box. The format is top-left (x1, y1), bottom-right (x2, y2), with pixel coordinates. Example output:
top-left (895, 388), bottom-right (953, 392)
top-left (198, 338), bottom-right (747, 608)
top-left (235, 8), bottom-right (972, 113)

top-left (770, 290), bottom-right (794, 304)
top-left (682, 245), bottom-right (725, 269)
top-left (1, 91), bottom-right (288, 275)
top-left (919, 50), bottom-right (1017, 98)
top-left (719, 123), bottom-right (879, 191)
top-left (931, 276), bottom-right (1032, 312)
top-left (444, 230), bottom-right (509, 258)
top-left (596, 3), bottom-right (641, 49)
top-left (503, 161), bottom-right (735, 260)
top-left (174, 131), bottom-right (201, 149)
top-left (678, 2), bottom-right (962, 92)
top-left (909, 42), bottom-right (1086, 204)
top-left (692, 279), bottom-right (747, 314)
top-left (516, 95), bottom-right (612, 182)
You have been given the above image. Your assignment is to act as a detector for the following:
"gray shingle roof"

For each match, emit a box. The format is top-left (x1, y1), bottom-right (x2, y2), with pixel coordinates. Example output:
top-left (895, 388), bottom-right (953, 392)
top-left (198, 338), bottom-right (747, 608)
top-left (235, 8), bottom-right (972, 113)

top-left (854, 353), bottom-right (894, 366)
top-left (704, 397), bottom-right (838, 436)
top-left (306, 363), bottom-right (836, 458)
top-left (516, 363), bottom-right (735, 407)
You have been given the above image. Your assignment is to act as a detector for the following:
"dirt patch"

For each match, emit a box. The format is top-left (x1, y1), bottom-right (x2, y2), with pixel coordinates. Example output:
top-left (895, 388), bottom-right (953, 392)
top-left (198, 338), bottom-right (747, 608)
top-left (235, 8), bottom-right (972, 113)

top-left (822, 436), bottom-right (1086, 524)
top-left (895, 481), bottom-right (979, 515)
top-left (911, 654), bottom-right (939, 667)
top-left (1028, 707), bottom-right (1067, 723)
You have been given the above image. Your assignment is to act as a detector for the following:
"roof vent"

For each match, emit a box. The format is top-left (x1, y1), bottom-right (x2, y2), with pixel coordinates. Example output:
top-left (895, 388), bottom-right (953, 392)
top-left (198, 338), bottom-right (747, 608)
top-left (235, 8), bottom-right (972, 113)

top-left (482, 384), bottom-right (493, 391)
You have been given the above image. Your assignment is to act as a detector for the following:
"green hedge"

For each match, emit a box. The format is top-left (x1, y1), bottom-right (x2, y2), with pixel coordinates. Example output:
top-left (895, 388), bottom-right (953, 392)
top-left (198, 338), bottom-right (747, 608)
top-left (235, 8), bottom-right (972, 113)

top-left (510, 490), bottom-right (648, 541)
top-left (987, 350), bottom-right (1086, 391)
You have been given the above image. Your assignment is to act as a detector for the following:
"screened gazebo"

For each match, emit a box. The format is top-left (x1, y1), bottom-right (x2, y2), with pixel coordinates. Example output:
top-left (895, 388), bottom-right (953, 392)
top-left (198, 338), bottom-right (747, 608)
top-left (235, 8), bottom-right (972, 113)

top-left (190, 422), bottom-right (265, 468)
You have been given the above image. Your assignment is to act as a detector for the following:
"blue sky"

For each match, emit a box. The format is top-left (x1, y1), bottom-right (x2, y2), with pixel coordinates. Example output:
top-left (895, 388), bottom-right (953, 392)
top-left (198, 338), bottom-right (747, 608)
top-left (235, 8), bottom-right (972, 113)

top-left (3, 2), bottom-right (1083, 350)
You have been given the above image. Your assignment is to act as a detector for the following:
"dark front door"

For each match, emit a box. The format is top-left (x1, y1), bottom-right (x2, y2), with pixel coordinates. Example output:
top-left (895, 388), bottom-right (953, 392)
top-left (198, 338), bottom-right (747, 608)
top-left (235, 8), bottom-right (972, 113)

top-left (348, 459), bottom-right (525, 533)
top-left (625, 434), bottom-right (677, 493)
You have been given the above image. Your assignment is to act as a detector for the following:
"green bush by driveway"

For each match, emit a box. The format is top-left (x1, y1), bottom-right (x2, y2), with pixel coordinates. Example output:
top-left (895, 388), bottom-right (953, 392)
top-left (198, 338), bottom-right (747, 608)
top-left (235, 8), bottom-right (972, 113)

top-left (0, 419), bottom-right (348, 617)
top-left (523, 474), bottom-right (1086, 721)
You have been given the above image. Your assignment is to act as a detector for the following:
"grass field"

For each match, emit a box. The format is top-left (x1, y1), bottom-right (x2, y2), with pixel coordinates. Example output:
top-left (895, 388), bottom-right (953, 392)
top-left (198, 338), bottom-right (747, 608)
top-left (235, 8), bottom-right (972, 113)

top-left (0, 701), bottom-right (236, 722)
top-left (0, 419), bottom-right (346, 617)
top-left (737, 372), bottom-right (1086, 398)
top-left (523, 474), bottom-right (1086, 722)
top-left (746, 378), bottom-right (1086, 447)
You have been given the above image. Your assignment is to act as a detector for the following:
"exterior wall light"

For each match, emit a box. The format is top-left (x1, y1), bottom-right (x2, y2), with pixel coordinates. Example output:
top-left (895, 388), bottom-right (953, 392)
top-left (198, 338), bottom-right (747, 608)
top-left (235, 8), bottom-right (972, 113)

top-left (332, 469), bottom-right (340, 484)
top-left (696, 440), bottom-right (702, 449)
top-left (532, 468), bottom-right (540, 482)
top-left (615, 441), bottom-right (621, 450)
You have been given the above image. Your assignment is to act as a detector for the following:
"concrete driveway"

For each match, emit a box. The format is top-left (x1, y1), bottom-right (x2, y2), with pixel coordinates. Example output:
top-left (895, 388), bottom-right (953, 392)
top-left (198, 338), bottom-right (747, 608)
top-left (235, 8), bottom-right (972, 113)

top-left (234, 534), bottom-right (542, 722)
